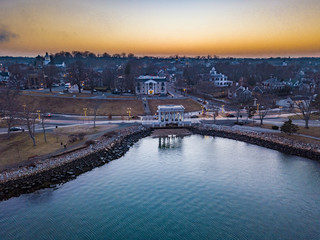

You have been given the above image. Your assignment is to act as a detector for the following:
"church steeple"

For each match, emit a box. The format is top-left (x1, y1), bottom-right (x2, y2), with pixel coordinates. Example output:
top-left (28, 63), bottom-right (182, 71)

top-left (44, 52), bottom-right (50, 65)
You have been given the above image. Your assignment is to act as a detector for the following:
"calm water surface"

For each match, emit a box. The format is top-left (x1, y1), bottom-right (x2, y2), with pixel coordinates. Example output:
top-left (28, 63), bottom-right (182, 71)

top-left (1, 135), bottom-right (320, 240)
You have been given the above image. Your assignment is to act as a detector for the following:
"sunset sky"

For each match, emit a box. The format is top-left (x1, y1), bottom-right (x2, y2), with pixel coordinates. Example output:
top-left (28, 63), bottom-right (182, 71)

top-left (1, 0), bottom-right (320, 57)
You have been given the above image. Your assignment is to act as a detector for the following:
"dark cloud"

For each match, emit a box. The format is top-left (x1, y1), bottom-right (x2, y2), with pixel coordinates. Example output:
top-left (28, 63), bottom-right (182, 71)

top-left (0, 26), bottom-right (18, 43)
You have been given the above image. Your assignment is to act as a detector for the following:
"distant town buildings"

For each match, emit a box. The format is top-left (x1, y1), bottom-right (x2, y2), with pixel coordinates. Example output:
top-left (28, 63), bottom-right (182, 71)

top-left (136, 75), bottom-right (167, 95)
top-left (262, 77), bottom-right (285, 90)
top-left (35, 52), bottom-right (66, 69)
top-left (0, 71), bottom-right (9, 84)
top-left (209, 67), bottom-right (233, 87)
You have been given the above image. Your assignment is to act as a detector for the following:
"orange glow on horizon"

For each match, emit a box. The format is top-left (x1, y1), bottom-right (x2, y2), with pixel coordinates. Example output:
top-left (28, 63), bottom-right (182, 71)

top-left (1, 0), bottom-right (320, 57)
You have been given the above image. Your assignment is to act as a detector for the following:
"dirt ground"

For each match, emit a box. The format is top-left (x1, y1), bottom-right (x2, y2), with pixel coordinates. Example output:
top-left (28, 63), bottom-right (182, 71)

top-left (16, 95), bottom-right (144, 116)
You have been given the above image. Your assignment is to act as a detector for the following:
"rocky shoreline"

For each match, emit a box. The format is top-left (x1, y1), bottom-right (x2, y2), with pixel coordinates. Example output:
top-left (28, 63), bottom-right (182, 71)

top-left (190, 124), bottom-right (320, 161)
top-left (1, 123), bottom-right (319, 201)
top-left (0, 125), bottom-right (152, 201)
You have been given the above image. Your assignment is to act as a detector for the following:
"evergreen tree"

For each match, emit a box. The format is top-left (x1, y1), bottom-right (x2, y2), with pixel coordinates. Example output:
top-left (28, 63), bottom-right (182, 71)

top-left (280, 119), bottom-right (299, 135)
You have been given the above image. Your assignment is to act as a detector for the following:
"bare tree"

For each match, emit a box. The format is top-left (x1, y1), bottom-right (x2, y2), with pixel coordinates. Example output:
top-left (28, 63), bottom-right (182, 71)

top-left (40, 113), bottom-right (47, 143)
top-left (90, 100), bottom-right (102, 128)
top-left (39, 105), bottom-right (49, 143)
top-left (294, 96), bottom-right (314, 129)
top-left (233, 91), bottom-right (251, 123)
top-left (124, 62), bottom-right (135, 93)
top-left (87, 69), bottom-right (100, 94)
top-left (67, 61), bottom-right (86, 93)
top-left (0, 87), bottom-right (20, 139)
top-left (256, 94), bottom-right (275, 125)
top-left (102, 69), bottom-right (115, 90)
top-left (8, 64), bottom-right (27, 89)
top-left (43, 65), bottom-right (58, 92)
top-left (23, 105), bottom-right (37, 146)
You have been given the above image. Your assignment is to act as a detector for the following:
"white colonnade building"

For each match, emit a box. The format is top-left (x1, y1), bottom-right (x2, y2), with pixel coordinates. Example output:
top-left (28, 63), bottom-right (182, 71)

top-left (158, 105), bottom-right (185, 125)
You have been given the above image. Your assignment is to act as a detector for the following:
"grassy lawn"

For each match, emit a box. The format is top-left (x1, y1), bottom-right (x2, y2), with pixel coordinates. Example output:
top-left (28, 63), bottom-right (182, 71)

top-left (0, 120), bottom-right (7, 128)
top-left (17, 95), bottom-right (144, 116)
top-left (0, 125), bottom-right (118, 169)
top-left (246, 122), bottom-right (320, 140)
top-left (276, 133), bottom-right (320, 145)
top-left (295, 126), bottom-right (320, 138)
top-left (288, 112), bottom-right (320, 120)
top-left (148, 98), bottom-right (202, 114)
top-left (0, 132), bottom-right (70, 168)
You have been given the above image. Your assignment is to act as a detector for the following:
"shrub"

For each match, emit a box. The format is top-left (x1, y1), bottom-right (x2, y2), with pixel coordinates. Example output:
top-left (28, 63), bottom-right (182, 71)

top-left (68, 133), bottom-right (86, 143)
top-left (272, 125), bottom-right (279, 130)
top-left (103, 131), bottom-right (116, 137)
top-left (68, 134), bottom-right (78, 143)
top-left (280, 119), bottom-right (299, 135)
top-left (78, 132), bottom-right (85, 141)
top-left (85, 140), bottom-right (95, 146)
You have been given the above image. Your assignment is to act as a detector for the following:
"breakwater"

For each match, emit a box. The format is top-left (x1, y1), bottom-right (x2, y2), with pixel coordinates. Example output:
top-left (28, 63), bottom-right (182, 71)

top-left (1, 123), bottom-right (319, 201)
top-left (190, 124), bottom-right (320, 161)
top-left (0, 125), bottom-right (151, 201)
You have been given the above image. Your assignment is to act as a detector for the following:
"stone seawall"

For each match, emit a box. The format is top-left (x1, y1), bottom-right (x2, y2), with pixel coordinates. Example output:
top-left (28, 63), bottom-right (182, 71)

top-left (0, 126), bottom-right (151, 201)
top-left (1, 124), bottom-right (319, 201)
top-left (190, 125), bottom-right (320, 161)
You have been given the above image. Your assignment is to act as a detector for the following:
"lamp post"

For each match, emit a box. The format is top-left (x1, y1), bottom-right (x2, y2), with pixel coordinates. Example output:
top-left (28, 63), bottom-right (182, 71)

top-left (127, 107), bottom-right (132, 120)
top-left (221, 105), bottom-right (225, 114)
top-left (257, 103), bottom-right (260, 112)
top-left (201, 105), bottom-right (204, 115)
top-left (83, 108), bottom-right (87, 117)
top-left (83, 107), bottom-right (87, 122)
top-left (279, 106), bottom-right (282, 116)
top-left (37, 110), bottom-right (41, 120)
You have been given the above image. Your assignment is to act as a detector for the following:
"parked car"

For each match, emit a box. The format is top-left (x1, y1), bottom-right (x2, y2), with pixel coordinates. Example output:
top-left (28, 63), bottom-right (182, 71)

top-left (226, 113), bottom-right (235, 118)
top-left (43, 113), bottom-right (52, 118)
top-left (191, 115), bottom-right (199, 118)
top-left (10, 127), bottom-right (22, 131)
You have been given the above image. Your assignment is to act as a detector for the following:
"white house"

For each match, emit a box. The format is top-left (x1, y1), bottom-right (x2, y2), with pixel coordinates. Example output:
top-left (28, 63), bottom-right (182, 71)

top-left (44, 52), bottom-right (51, 65)
top-left (43, 52), bottom-right (65, 68)
top-left (136, 75), bottom-right (167, 95)
top-left (210, 67), bottom-right (233, 87)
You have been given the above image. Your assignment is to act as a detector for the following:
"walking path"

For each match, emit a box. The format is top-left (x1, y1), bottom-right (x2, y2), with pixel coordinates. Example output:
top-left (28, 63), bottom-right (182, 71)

top-left (142, 98), bottom-right (151, 115)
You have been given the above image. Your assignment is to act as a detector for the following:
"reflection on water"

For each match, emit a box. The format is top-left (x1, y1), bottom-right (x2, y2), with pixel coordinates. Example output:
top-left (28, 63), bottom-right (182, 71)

top-left (158, 135), bottom-right (183, 149)
top-left (1, 135), bottom-right (320, 240)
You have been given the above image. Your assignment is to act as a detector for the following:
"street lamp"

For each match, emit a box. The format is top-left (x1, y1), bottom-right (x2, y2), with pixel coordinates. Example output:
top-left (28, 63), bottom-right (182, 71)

top-left (127, 107), bottom-right (132, 120)
top-left (37, 110), bottom-right (41, 120)
top-left (257, 103), bottom-right (260, 112)
top-left (201, 105), bottom-right (204, 115)
top-left (221, 105), bottom-right (225, 114)
top-left (83, 108), bottom-right (87, 117)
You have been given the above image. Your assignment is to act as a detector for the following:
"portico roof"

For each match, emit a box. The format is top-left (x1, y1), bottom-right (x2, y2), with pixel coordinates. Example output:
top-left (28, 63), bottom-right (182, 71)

top-left (157, 105), bottom-right (185, 111)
